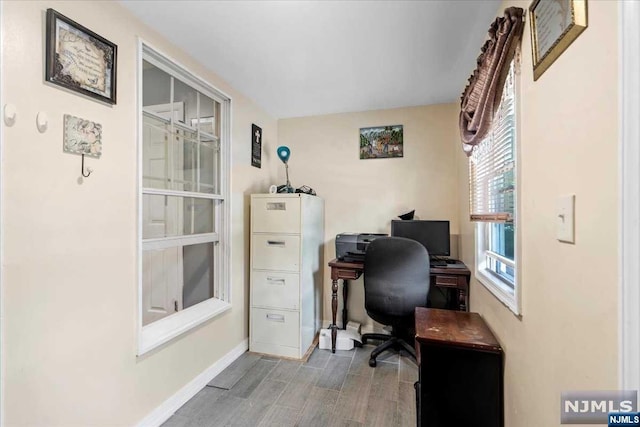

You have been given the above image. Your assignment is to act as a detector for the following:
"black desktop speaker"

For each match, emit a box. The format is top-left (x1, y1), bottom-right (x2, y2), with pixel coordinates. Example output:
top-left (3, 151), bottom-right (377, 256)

top-left (398, 210), bottom-right (415, 220)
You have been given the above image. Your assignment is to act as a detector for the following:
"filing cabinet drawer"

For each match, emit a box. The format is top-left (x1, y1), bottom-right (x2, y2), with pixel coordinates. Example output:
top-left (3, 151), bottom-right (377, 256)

top-left (252, 197), bottom-right (301, 233)
top-left (252, 234), bottom-right (300, 272)
top-left (252, 271), bottom-right (300, 310)
top-left (251, 308), bottom-right (299, 349)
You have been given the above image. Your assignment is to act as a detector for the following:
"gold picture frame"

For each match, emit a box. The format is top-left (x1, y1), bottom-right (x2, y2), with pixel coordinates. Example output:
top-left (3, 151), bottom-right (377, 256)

top-left (529, 0), bottom-right (588, 81)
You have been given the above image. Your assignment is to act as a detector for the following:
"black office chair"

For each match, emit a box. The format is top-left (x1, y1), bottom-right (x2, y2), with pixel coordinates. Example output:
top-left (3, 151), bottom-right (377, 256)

top-left (361, 237), bottom-right (430, 367)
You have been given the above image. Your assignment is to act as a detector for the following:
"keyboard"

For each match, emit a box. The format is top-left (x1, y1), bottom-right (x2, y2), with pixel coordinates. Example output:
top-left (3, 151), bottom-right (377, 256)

top-left (444, 263), bottom-right (467, 269)
top-left (431, 259), bottom-right (463, 268)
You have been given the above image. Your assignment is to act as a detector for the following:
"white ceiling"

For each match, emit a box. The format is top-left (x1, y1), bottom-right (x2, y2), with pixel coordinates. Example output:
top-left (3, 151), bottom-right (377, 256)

top-left (121, 0), bottom-right (501, 119)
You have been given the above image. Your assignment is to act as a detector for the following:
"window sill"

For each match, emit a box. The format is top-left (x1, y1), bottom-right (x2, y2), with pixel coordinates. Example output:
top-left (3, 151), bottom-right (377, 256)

top-left (138, 298), bottom-right (231, 356)
top-left (476, 267), bottom-right (520, 316)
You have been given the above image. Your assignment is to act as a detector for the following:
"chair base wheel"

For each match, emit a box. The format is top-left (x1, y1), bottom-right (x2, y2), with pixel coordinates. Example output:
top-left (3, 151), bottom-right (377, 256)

top-left (369, 358), bottom-right (377, 367)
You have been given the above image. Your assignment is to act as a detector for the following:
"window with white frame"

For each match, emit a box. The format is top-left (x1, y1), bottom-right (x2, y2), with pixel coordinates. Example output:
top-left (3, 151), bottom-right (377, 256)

top-left (138, 43), bottom-right (231, 354)
top-left (469, 61), bottom-right (519, 314)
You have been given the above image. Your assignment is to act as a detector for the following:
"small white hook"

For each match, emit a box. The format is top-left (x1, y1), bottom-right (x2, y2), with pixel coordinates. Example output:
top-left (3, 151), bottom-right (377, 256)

top-left (36, 112), bottom-right (48, 133)
top-left (4, 104), bottom-right (16, 126)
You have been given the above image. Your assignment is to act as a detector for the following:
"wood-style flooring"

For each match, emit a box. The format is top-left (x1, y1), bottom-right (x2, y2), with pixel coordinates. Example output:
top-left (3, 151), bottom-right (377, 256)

top-left (162, 344), bottom-right (418, 427)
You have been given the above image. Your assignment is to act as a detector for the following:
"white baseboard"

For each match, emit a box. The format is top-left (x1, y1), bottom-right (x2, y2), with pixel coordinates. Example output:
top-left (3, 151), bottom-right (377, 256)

top-left (136, 339), bottom-right (249, 427)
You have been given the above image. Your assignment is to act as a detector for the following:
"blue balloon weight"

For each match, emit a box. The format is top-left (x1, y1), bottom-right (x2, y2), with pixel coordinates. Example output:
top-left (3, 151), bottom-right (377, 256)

top-left (277, 146), bottom-right (291, 163)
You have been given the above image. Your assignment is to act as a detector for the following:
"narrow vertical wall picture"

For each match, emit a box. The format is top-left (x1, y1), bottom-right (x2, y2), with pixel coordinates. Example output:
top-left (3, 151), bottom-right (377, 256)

top-left (252, 124), bottom-right (262, 168)
top-left (63, 114), bottom-right (102, 158)
top-left (360, 125), bottom-right (404, 159)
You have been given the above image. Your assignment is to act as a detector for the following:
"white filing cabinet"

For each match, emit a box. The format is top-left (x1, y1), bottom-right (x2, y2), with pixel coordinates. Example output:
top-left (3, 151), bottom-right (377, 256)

top-left (250, 193), bottom-right (324, 359)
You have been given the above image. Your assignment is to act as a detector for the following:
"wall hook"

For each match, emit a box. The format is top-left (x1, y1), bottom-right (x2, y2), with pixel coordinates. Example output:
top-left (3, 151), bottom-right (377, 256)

top-left (81, 154), bottom-right (92, 178)
top-left (4, 104), bottom-right (16, 126)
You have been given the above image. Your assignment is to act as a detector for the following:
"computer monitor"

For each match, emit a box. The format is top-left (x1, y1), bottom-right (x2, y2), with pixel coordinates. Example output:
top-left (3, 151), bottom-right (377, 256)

top-left (390, 220), bottom-right (450, 257)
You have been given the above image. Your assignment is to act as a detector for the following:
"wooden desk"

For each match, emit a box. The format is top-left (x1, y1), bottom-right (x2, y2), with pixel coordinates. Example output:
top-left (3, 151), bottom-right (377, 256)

top-left (327, 258), bottom-right (471, 353)
top-left (414, 308), bottom-right (503, 427)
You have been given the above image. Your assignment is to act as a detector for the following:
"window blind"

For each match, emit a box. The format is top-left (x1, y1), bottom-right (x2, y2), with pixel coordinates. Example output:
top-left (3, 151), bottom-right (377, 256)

top-left (469, 62), bottom-right (515, 222)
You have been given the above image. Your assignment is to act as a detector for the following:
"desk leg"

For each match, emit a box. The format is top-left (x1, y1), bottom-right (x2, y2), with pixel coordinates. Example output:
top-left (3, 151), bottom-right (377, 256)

top-left (331, 278), bottom-right (338, 353)
top-left (459, 289), bottom-right (468, 312)
top-left (342, 279), bottom-right (349, 329)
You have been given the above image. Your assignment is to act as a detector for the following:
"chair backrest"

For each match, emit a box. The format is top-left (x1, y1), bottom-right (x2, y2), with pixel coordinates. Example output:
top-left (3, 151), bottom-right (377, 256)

top-left (364, 236), bottom-right (430, 323)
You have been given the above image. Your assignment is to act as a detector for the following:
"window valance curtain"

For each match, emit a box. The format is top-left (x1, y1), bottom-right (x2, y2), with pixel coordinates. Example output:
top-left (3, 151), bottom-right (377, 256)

top-left (459, 7), bottom-right (524, 155)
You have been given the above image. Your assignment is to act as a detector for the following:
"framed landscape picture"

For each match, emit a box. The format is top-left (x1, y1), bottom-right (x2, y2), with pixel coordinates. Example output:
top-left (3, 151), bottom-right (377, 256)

top-left (360, 125), bottom-right (403, 159)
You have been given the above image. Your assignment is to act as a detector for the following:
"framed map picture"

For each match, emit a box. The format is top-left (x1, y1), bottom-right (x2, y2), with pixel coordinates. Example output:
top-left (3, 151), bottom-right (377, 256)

top-left (359, 125), bottom-right (403, 159)
top-left (45, 9), bottom-right (117, 104)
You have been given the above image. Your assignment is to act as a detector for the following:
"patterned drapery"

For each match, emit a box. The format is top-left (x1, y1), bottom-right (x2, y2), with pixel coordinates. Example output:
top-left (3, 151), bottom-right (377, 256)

top-left (459, 7), bottom-right (525, 155)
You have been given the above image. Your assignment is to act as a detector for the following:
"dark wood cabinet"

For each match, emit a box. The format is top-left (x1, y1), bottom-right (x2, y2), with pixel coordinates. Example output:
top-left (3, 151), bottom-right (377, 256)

top-left (415, 308), bottom-right (504, 427)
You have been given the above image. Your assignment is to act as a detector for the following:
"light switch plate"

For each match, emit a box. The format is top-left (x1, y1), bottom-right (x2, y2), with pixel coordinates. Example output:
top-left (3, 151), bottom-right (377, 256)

top-left (557, 194), bottom-right (575, 243)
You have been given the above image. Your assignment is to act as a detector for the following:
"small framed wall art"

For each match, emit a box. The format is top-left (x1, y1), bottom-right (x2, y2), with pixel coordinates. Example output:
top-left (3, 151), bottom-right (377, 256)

top-left (529, 0), bottom-right (588, 81)
top-left (63, 114), bottom-right (102, 158)
top-left (46, 9), bottom-right (118, 104)
top-left (359, 125), bottom-right (404, 159)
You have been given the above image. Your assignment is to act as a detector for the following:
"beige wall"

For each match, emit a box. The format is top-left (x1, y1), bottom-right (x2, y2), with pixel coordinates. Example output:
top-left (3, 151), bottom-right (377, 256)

top-left (457, 1), bottom-right (619, 426)
top-left (2, 1), bottom-right (278, 425)
top-left (1, 0), bottom-right (621, 425)
top-left (278, 104), bottom-right (459, 327)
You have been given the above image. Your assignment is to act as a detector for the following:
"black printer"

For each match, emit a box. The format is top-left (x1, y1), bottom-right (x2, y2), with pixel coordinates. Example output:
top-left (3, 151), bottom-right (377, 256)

top-left (335, 233), bottom-right (387, 262)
